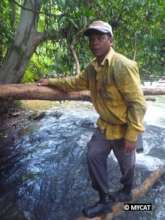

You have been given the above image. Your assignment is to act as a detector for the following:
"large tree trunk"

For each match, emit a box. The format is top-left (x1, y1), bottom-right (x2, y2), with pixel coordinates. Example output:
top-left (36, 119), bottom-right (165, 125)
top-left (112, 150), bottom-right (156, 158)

top-left (0, 0), bottom-right (42, 84)
top-left (0, 0), bottom-right (65, 85)
top-left (0, 84), bottom-right (165, 101)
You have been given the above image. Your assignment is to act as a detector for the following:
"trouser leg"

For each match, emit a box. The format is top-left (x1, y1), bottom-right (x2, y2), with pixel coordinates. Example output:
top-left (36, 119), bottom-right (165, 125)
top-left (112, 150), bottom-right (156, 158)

top-left (112, 139), bottom-right (136, 191)
top-left (87, 128), bottom-right (111, 196)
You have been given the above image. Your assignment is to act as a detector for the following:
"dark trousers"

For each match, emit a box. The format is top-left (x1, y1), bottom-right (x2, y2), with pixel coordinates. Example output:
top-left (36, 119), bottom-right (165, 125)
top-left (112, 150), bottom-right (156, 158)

top-left (87, 128), bottom-right (136, 195)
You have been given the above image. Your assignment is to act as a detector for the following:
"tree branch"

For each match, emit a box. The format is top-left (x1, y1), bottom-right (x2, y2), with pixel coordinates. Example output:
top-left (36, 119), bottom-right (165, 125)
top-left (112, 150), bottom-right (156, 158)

top-left (70, 28), bottom-right (86, 74)
top-left (35, 29), bottom-right (64, 45)
top-left (133, 32), bottom-right (137, 60)
top-left (0, 84), bottom-right (91, 101)
top-left (70, 45), bottom-right (80, 74)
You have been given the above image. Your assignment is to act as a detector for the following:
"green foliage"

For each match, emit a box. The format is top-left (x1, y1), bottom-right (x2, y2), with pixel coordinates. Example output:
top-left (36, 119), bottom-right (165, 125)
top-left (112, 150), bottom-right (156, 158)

top-left (0, 0), bottom-right (21, 65)
top-left (23, 41), bottom-right (56, 82)
top-left (0, 0), bottom-right (13, 63)
top-left (0, 0), bottom-right (164, 81)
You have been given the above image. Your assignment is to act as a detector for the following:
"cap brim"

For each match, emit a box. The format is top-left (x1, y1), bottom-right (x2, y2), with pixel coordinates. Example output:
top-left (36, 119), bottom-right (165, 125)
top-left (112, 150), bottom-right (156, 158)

top-left (84, 28), bottom-right (109, 36)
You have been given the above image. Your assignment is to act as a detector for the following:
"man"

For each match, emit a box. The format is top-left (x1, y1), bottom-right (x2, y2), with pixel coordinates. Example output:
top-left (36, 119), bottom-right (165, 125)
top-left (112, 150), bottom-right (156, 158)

top-left (38, 20), bottom-right (146, 218)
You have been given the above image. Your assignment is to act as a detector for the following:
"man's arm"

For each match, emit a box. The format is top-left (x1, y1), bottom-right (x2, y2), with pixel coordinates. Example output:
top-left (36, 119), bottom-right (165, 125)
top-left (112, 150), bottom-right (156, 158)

top-left (114, 60), bottom-right (146, 152)
top-left (38, 70), bottom-right (89, 92)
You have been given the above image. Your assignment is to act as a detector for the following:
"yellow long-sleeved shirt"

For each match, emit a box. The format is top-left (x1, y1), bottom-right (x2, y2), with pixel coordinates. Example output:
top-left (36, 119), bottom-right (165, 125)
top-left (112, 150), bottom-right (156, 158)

top-left (48, 48), bottom-right (146, 142)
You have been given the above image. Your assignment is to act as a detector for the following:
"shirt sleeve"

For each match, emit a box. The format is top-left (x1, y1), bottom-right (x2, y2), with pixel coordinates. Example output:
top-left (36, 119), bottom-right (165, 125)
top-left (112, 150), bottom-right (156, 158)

top-left (114, 60), bottom-right (147, 142)
top-left (48, 70), bottom-right (89, 92)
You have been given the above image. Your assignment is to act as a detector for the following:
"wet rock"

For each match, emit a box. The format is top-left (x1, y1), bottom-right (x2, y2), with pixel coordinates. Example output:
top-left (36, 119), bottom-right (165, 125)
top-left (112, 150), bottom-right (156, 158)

top-left (23, 211), bottom-right (36, 220)
top-left (80, 119), bottom-right (95, 129)
top-left (48, 111), bottom-right (63, 119)
top-left (147, 147), bottom-right (165, 160)
top-left (8, 111), bottom-right (22, 117)
top-left (28, 112), bottom-right (46, 121)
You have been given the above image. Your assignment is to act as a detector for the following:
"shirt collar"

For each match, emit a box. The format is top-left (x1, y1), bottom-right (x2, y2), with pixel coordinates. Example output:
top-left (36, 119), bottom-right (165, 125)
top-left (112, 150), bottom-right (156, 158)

top-left (92, 47), bottom-right (115, 71)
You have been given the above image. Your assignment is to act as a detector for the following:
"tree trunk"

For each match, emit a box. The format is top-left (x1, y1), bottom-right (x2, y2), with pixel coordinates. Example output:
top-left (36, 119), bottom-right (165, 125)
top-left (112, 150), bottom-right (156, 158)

top-left (75, 166), bottom-right (165, 220)
top-left (0, 0), bottom-right (42, 84)
top-left (0, 84), bottom-right (165, 101)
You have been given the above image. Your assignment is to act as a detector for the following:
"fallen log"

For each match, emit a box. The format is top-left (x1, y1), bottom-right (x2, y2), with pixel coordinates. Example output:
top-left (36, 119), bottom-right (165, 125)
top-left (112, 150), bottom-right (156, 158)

top-left (75, 166), bottom-right (165, 220)
top-left (142, 86), bottom-right (165, 95)
top-left (0, 84), bottom-right (91, 101)
top-left (0, 84), bottom-right (165, 101)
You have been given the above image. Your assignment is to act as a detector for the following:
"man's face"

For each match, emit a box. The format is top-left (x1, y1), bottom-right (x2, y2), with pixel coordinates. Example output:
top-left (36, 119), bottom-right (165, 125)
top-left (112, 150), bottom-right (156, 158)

top-left (88, 32), bottom-right (112, 58)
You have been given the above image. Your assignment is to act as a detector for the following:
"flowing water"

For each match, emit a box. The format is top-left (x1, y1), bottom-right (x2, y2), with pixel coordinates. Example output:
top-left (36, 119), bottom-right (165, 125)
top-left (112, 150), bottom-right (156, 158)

top-left (0, 97), bottom-right (165, 220)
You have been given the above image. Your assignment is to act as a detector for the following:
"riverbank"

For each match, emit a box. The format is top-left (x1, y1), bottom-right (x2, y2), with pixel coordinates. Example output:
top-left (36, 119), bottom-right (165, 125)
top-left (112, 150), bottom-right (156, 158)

top-left (0, 101), bottom-right (54, 148)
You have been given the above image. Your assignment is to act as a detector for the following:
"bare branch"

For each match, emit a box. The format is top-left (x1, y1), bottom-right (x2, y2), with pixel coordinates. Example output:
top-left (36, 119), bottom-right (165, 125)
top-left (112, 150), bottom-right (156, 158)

top-left (70, 27), bottom-right (86, 74)
top-left (70, 45), bottom-right (80, 74)
top-left (0, 84), bottom-right (91, 101)
top-left (133, 32), bottom-right (137, 60)
top-left (38, 30), bottom-right (62, 43)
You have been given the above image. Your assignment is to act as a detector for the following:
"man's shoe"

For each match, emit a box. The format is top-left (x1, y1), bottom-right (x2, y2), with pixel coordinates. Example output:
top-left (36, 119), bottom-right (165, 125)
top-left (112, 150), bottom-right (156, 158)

top-left (110, 187), bottom-right (132, 202)
top-left (82, 198), bottom-right (113, 218)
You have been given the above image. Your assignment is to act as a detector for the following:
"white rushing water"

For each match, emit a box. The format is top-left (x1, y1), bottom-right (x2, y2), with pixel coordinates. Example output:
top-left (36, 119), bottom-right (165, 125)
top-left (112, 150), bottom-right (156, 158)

top-left (43, 98), bottom-right (165, 172)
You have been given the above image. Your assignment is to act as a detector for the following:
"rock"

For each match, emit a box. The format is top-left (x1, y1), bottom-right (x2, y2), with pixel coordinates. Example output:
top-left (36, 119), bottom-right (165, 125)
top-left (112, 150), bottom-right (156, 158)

top-left (48, 111), bottom-right (63, 119)
top-left (28, 111), bottom-right (46, 121)
top-left (80, 119), bottom-right (95, 129)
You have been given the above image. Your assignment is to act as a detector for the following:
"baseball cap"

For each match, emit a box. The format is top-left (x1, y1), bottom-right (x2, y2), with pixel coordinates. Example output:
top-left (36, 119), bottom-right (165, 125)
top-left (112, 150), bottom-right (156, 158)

top-left (84, 20), bottom-right (113, 37)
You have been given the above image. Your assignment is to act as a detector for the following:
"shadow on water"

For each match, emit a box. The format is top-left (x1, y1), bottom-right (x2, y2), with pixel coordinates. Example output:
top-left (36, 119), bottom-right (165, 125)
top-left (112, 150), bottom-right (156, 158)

top-left (0, 101), bottom-right (165, 220)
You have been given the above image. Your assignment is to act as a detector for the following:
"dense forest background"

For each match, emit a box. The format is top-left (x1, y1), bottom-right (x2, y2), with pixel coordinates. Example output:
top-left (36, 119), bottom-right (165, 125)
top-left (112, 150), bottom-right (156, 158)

top-left (0, 0), bottom-right (164, 84)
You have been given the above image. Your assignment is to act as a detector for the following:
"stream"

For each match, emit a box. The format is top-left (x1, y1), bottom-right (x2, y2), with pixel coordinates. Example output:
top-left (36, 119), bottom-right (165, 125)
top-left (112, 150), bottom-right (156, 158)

top-left (0, 97), bottom-right (165, 220)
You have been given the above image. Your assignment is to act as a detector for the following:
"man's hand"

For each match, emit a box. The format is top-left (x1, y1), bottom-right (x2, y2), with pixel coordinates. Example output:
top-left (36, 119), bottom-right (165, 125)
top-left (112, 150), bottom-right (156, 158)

top-left (124, 140), bottom-right (136, 153)
top-left (37, 79), bottom-right (49, 86)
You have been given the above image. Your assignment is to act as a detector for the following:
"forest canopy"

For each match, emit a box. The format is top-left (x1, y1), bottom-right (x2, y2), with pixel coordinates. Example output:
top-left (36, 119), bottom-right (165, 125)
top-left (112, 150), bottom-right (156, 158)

top-left (0, 0), bottom-right (164, 83)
